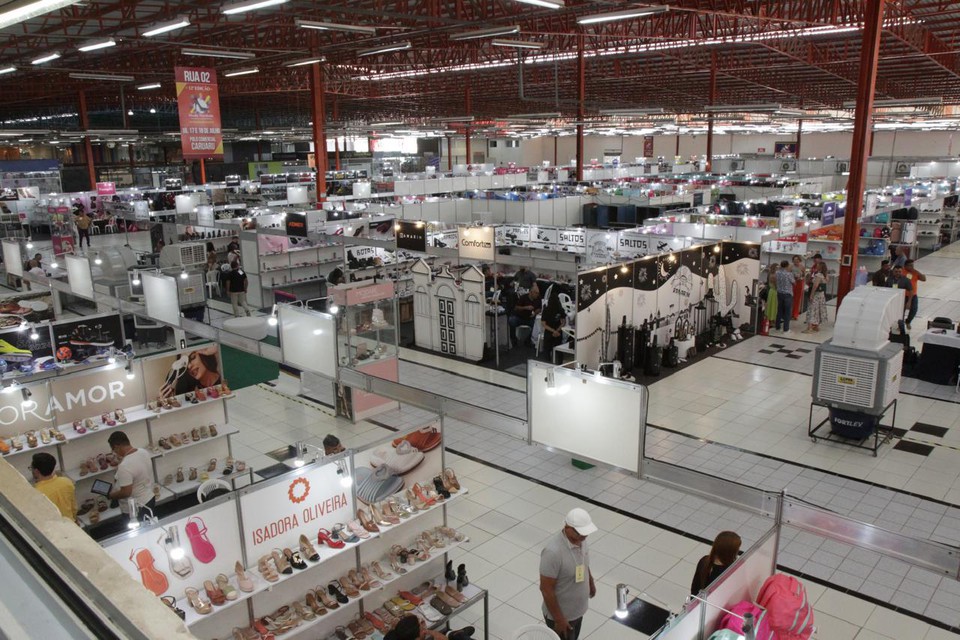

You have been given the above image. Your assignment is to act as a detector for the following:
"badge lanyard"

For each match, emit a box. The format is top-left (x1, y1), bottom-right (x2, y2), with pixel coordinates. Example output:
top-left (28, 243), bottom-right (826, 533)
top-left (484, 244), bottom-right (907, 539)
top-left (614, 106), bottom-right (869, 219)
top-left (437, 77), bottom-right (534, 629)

top-left (569, 542), bottom-right (586, 583)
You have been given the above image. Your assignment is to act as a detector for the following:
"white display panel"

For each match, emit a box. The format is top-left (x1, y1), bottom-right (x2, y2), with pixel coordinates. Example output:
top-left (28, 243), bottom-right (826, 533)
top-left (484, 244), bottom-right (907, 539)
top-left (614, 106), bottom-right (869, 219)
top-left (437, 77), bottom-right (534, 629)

top-left (2, 240), bottom-right (22, 277)
top-left (528, 361), bottom-right (646, 473)
top-left (65, 254), bottom-right (94, 299)
top-left (142, 272), bottom-right (182, 327)
top-left (457, 225), bottom-right (495, 261)
top-left (175, 193), bottom-right (198, 214)
top-left (286, 185), bottom-right (308, 204)
top-left (277, 304), bottom-right (337, 379)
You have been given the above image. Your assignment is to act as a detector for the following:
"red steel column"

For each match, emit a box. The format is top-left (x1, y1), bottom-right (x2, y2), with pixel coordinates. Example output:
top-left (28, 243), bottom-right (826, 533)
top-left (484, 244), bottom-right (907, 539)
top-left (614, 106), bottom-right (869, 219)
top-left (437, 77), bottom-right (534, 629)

top-left (78, 90), bottom-right (96, 189)
top-left (446, 136), bottom-right (452, 170)
top-left (199, 158), bottom-right (207, 185)
top-left (334, 138), bottom-right (341, 171)
top-left (553, 135), bottom-right (558, 167)
top-left (310, 63), bottom-right (328, 203)
top-left (706, 51), bottom-right (717, 173)
top-left (837, 0), bottom-right (886, 306)
top-left (576, 34), bottom-right (585, 182)
top-left (796, 119), bottom-right (803, 159)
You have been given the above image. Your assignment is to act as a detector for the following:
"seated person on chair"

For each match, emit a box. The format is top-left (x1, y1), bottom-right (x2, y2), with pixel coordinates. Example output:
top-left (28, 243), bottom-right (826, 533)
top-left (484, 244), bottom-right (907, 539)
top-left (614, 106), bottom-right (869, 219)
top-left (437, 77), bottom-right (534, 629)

top-left (541, 290), bottom-right (567, 358)
top-left (508, 283), bottom-right (541, 347)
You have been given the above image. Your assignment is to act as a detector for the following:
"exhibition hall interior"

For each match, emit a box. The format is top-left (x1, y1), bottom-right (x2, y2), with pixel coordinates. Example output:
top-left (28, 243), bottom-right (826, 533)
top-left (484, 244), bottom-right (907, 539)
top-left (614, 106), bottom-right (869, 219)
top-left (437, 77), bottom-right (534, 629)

top-left (6, 1), bottom-right (960, 639)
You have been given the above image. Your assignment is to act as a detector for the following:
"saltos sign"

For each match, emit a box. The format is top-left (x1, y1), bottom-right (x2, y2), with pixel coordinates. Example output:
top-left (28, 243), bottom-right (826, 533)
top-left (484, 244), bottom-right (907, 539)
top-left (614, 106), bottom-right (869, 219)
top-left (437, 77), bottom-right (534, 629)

top-left (174, 66), bottom-right (224, 159)
top-left (396, 220), bottom-right (427, 253)
top-left (239, 462), bottom-right (353, 559)
top-left (457, 225), bottom-right (495, 261)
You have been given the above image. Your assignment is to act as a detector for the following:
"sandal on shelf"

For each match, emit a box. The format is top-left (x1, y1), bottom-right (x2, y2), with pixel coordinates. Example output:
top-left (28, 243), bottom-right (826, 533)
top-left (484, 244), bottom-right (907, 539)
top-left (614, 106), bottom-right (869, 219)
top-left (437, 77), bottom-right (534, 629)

top-left (160, 595), bottom-right (186, 621)
top-left (199, 424), bottom-right (210, 438)
top-left (207, 458), bottom-right (217, 472)
top-left (209, 423), bottom-right (218, 437)
top-left (373, 502), bottom-right (399, 525)
top-left (348, 519), bottom-right (370, 540)
top-left (203, 579), bottom-right (226, 606)
top-left (176, 466), bottom-right (184, 483)
top-left (360, 564), bottom-right (381, 589)
top-left (371, 560), bottom-right (393, 581)
top-left (317, 528), bottom-right (345, 550)
top-left (258, 555), bottom-right (279, 583)
top-left (443, 468), bottom-right (461, 491)
top-left (299, 534), bottom-right (320, 562)
top-left (222, 456), bottom-right (234, 475)
top-left (77, 498), bottom-right (95, 516)
top-left (316, 585), bottom-right (340, 610)
top-left (185, 587), bottom-right (212, 615)
top-left (235, 561), bottom-right (255, 592)
top-left (293, 600), bottom-right (315, 622)
top-left (328, 581), bottom-right (350, 604)
top-left (272, 549), bottom-right (292, 575)
top-left (191, 427), bottom-right (201, 442)
top-left (216, 573), bottom-right (238, 601)
top-left (331, 523), bottom-right (358, 545)
top-left (283, 547), bottom-right (307, 571)
top-left (305, 591), bottom-right (326, 616)
top-left (358, 507), bottom-right (381, 532)
top-left (185, 516), bottom-right (217, 564)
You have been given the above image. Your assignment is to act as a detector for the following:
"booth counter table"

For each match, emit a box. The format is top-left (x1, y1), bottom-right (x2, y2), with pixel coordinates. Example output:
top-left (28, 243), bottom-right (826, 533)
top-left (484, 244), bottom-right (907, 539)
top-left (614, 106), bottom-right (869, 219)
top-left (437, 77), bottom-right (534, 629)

top-left (916, 328), bottom-right (960, 385)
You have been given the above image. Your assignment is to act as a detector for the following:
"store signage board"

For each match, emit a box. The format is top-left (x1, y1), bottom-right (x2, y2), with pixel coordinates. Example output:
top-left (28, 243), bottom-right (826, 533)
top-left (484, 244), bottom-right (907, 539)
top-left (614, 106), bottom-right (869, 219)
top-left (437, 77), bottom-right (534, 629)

top-left (278, 305), bottom-right (337, 379)
top-left (494, 224), bottom-right (529, 247)
top-left (330, 281), bottom-right (395, 306)
top-left (585, 230), bottom-right (616, 264)
top-left (48, 363), bottom-right (146, 427)
top-left (287, 185), bottom-right (309, 205)
top-left (65, 254), bottom-right (94, 300)
top-left (457, 225), bottom-right (495, 261)
top-left (239, 461), bottom-right (353, 560)
top-left (527, 226), bottom-right (558, 251)
top-left (285, 212), bottom-right (308, 238)
top-left (864, 194), bottom-right (878, 221)
top-left (643, 136), bottom-right (654, 158)
top-left (196, 205), bottom-right (214, 227)
top-left (396, 220), bottom-right (427, 253)
top-left (174, 66), bottom-right (224, 159)
top-left (617, 232), bottom-right (651, 260)
top-left (557, 228), bottom-right (586, 252)
top-left (692, 192), bottom-right (704, 207)
top-left (779, 208), bottom-right (797, 237)
top-left (95, 182), bottom-right (116, 196)
top-left (822, 202), bottom-right (837, 226)
top-left (142, 272), bottom-right (182, 327)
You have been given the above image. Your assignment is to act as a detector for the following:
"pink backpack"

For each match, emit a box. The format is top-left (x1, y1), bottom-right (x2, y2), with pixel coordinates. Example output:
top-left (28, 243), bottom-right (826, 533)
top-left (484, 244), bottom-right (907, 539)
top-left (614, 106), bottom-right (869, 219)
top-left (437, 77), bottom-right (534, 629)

top-left (717, 600), bottom-right (774, 640)
top-left (757, 574), bottom-right (815, 640)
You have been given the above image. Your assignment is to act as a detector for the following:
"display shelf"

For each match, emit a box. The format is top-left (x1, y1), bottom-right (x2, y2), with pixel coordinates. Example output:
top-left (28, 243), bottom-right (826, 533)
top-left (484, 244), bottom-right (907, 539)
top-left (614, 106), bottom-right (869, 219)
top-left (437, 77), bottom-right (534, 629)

top-left (66, 459), bottom-right (121, 483)
top-left (261, 260), bottom-right (337, 274)
top-left (77, 486), bottom-right (175, 528)
top-left (262, 244), bottom-right (336, 257)
top-left (359, 537), bottom-right (469, 598)
top-left (179, 488), bottom-right (468, 627)
top-left (263, 276), bottom-right (326, 289)
top-left (428, 583), bottom-right (485, 632)
top-left (58, 411), bottom-right (150, 445)
top-left (152, 426), bottom-right (238, 458)
top-left (3, 433), bottom-right (59, 456)
top-left (177, 565), bottom-right (271, 627)
top-left (161, 461), bottom-right (250, 499)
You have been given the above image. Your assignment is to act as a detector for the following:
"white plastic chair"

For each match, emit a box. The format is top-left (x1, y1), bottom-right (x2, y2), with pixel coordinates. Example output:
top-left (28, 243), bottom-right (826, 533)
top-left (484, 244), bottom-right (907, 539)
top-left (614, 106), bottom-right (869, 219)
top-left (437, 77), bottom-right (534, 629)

top-left (104, 216), bottom-right (118, 233)
top-left (512, 624), bottom-right (560, 640)
top-left (196, 478), bottom-right (231, 503)
top-left (204, 270), bottom-right (221, 298)
top-left (558, 292), bottom-right (576, 322)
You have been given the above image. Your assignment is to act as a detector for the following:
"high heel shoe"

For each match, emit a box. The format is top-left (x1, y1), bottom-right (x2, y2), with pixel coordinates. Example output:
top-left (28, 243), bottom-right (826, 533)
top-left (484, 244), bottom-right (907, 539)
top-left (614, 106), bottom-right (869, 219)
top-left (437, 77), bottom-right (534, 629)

top-left (185, 587), bottom-right (212, 614)
top-left (305, 591), bottom-right (326, 616)
top-left (293, 600), bottom-right (315, 622)
top-left (317, 585), bottom-right (340, 609)
top-left (433, 475), bottom-right (451, 499)
top-left (284, 547), bottom-right (307, 570)
top-left (348, 568), bottom-right (369, 591)
top-left (272, 549), bottom-right (292, 575)
top-left (376, 501), bottom-right (400, 525)
top-left (361, 564), bottom-right (381, 589)
top-left (236, 561), bottom-right (254, 592)
top-left (358, 508), bottom-right (380, 532)
top-left (348, 519), bottom-right (370, 540)
top-left (423, 529), bottom-right (444, 549)
top-left (371, 560), bottom-right (393, 581)
top-left (389, 550), bottom-right (408, 575)
top-left (405, 488), bottom-right (427, 511)
top-left (258, 555), bottom-right (279, 582)
top-left (299, 534), bottom-right (320, 562)
top-left (216, 573), bottom-right (238, 601)
top-left (333, 577), bottom-right (358, 599)
top-left (317, 528), bottom-right (345, 549)
top-left (444, 467), bottom-right (461, 492)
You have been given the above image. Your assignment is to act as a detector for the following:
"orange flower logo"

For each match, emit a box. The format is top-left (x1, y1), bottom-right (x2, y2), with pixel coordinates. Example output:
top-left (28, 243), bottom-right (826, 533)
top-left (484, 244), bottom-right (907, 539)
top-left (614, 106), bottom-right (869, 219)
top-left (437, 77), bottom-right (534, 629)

top-left (288, 477), bottom-right (310, 504)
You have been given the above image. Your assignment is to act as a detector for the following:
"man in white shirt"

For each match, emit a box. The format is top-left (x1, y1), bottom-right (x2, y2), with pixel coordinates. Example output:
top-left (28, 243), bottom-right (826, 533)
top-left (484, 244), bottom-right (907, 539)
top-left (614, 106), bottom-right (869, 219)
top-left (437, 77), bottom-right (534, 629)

top-left (540, 508), bottom-right (597, 639)
top-left (107, 431), bottom-right (155, 522)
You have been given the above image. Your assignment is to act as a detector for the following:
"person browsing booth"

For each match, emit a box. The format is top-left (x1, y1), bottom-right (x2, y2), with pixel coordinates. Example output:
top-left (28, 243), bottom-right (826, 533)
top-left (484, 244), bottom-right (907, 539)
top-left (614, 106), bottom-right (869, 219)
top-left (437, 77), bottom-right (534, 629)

top-left (540, 508), bottom-right (597, 640)
top-left (107, 431), bottom-right (155, 521)
top-left (30, 452), bottom-right (77, 521)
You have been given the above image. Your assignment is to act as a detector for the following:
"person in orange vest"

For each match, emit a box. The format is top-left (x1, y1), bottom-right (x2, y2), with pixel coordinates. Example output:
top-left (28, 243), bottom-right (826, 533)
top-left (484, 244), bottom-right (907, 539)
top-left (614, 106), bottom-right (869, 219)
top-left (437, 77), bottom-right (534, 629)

top-left (903, 259), bottom-right (926, 330)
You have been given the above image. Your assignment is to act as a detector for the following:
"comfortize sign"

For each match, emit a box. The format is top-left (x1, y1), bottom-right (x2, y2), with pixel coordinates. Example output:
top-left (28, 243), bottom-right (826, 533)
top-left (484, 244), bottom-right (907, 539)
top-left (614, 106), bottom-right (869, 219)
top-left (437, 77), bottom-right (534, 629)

top-left (174, 66), bottom-right (224, 159)
top-left (457, 225), bottom-right (495, 261)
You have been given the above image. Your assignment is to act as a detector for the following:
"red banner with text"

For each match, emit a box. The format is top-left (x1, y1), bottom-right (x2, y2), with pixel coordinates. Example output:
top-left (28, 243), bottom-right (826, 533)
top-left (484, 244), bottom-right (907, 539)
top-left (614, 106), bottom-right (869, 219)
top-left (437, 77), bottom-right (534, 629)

top-left (174, 66), bottom-right (223, 159)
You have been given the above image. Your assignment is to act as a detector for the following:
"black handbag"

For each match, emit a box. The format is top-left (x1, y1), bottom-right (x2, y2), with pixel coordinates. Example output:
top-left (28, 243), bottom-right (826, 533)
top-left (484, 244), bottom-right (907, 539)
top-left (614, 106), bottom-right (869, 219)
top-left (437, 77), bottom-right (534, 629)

top-left (644, 335), bottom-right (662, 376)
top-left (662, 338), bottom-right (679, 368)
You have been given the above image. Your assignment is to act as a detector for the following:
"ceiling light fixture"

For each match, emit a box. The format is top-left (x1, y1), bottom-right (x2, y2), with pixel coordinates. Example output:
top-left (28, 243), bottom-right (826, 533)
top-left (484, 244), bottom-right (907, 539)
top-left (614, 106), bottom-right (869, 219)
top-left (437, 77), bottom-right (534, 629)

top-left (0, 1), bottom-right (82, 31)
top-left (506, 112), bottom-right (561, 119)
top-left (703, 103), bottom-right (782, 113)
top-left (31, 52), bottom-right (60, 65)
top-left (77, 38), bottom-right (116, 52)
top-left (284, 57), bottom-right (325, 67)
top-left (0, 66), bottom-right (15, 75)
top-left (294, 19), bottom-right (376, 35)
top-left (142, 16), bottom-right (190, 37)
top-left (69, 72), bottom-right (134, 82)
top-left (841, 97), bottom-right (942, 109)
top-left (222, 0), bottom-right (288, 15)
top-left (578, 5), bottom-right (669, 25)
top-left (451, 25), bottom-right (520, 41)
top-left (513, 0), bottom-right (564, 7)
top-left (223, 67), bottom-right (259, 77)
top-left (491, 38), bottom-right (545, 50)
top-left (435, 116), bottom-right (475, 122)
top-left (181, 47), bottom-right (256, 60)
top-left (599, 108), bottom-right (666, 116)
top-left (370, 121), bottom-right (403, 127)
top-left (357, 42), bottom-right (411, 57)
top-left (137, 83), bottom-right (161, 90)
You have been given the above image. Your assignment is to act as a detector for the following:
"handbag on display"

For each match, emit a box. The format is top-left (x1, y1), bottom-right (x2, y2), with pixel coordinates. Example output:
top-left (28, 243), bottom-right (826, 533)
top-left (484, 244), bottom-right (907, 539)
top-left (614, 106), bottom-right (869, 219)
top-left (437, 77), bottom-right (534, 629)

top-left (662, 338), bottom-right (679, 368)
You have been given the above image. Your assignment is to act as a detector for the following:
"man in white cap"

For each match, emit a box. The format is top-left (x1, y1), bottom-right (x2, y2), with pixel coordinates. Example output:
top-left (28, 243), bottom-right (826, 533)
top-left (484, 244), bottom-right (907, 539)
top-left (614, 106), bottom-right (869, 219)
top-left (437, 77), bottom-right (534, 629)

top-left (539, 507), bottom-right (597, 639)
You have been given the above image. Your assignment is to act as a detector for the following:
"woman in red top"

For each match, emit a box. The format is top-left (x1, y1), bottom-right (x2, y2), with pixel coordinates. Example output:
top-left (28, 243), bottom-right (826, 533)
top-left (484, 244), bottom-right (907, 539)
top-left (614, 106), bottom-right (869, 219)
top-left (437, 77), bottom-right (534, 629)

top-left (790, 255), bottom-right (806, 320)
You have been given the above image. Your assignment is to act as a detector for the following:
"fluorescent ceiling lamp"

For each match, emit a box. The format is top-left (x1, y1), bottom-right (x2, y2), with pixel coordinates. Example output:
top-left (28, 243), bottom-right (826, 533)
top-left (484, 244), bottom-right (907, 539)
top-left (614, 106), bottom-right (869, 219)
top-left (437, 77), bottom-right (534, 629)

top-left (491, 38), bottom-right (545, 49)
top-left (0, 66), bottom-right (15, 75)
top-left (600, 108), bottom-right (665, 115)
top-left (451, 25), bottom-right (520, 41)
top-left (222, 0), bottom-right (288, 15)
top-left (507, 112), bottom-right (560, 119)
top-left (69, 72), bottom-right (134, 81)
top-left (578, 5), bottom-right (668, 25)
top-left (77, 38), bottom-right (116, 52)
top-left (435, 116), bottom-right (474, 122)
top-left (513, 0), bottom-right (564, 7)
top-left (137, 83), bottom-right (161, 90)
top-left (370, 121), bottom-right (403, 127)
top-left (774, 109), bottom-right (805, 117)
top-left (142, 16), bottom-right (190, 37)
top-left (357, 42), bottom-right (411, 57)
top-left (0, 0), bottom-right (81, 31)
top-left (841, 97), bottom-right (941, 109)
top-left (294, 19), bottom-right (376, 35)
top-left (31, 52), bottom-right (60, 65)
top-left (704, 103), bottom-right (782, 113)
top-left (223, 67), bottom-right (259, 77)
top-left (284, 57), bottom-right (325, 67)
top-left (182, 47), bottom-right (255, 60)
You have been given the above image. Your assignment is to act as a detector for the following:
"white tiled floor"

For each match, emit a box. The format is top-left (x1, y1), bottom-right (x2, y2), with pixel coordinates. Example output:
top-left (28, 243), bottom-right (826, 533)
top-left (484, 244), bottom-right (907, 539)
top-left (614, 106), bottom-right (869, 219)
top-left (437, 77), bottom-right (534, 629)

top-left (227, 379), bottom-right (960, 639)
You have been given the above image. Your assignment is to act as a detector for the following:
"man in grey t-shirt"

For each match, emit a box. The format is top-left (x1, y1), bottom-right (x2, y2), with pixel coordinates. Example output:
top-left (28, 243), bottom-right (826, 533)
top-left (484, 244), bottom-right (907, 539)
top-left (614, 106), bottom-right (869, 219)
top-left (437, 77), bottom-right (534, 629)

top-left (540, 508), bottom-right (597, 639)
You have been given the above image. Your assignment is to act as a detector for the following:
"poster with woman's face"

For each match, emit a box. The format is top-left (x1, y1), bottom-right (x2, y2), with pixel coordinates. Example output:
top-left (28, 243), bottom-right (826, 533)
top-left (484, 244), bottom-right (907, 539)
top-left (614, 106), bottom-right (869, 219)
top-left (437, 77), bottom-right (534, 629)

top-left (141, 345), bottom-right (223, 401)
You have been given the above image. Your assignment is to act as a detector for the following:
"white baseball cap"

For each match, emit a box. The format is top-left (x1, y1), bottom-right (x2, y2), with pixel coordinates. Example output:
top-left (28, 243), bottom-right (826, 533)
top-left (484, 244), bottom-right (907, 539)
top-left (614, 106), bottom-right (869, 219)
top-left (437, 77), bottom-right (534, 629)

top-left (564, 508), bottom-right (597, 536)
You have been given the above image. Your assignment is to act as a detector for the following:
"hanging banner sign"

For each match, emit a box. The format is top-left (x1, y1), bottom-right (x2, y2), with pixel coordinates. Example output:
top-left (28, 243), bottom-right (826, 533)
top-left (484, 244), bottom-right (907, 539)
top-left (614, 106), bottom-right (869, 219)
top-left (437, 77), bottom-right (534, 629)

top-left (494, 224), bottom-right (528, 247)
top-left (779, 208), bottom-right (797, 237)
top-left (395, 220), bottom-right (427, 253)
top-left (585, 230), bottom-right (616, 264)
top-left (457, 226), bottom-right (495, 261)
top-left (617, 232), bottom-right (651, 260)
top-left (821, 202), bottom-right (837, 226)
top-left (285, 212), bottom-right (308, 237)
top-left (643, 136), bottom-right (654, 158)
top-left (903, 187), bottom-right (913, 206)
top-left (174, 66), bottom-right (224, 159)
top-left (96, 182), bottom-right (116, 196)
top-left (527, 226), bottom-right (558, 251)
